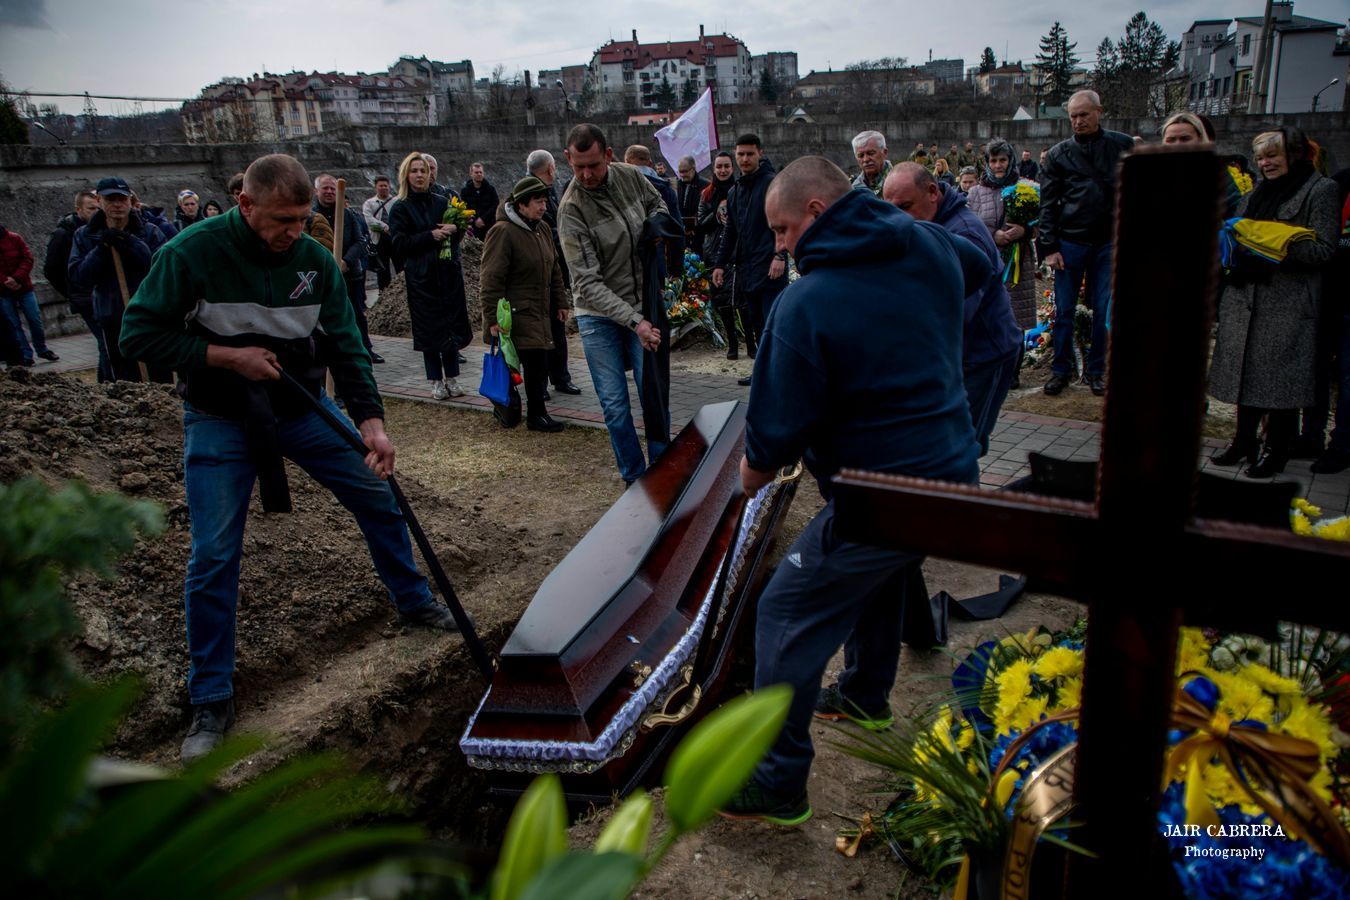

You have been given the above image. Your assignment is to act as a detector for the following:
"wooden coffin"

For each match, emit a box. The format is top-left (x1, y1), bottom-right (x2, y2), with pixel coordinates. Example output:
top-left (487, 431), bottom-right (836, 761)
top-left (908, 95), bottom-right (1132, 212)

top-left (459, 401), bottom-right (798, 804)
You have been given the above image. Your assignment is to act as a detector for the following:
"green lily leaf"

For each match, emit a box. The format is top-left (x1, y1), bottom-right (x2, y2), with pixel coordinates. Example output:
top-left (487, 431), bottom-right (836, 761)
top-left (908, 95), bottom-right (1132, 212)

top-left (517, 851), bottom-right (643, 900)
top-left (663, 684), bottom-right (792, 833)
top-left (491, 774), bottom-right (568, 900)
top-left (594, 789), bottom-right (653, 857)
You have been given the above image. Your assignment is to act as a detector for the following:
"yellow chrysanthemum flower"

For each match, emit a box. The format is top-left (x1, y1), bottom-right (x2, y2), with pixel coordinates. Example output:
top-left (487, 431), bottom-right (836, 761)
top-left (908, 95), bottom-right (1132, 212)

top-left (1033, 646), bottom-right (1084, 681)
top-left (1177, 628), bottom-right (1212, 674)
top-left (1313, 516), bottom-right (1350, 542)
top-left (995, 659), bottom-right (1034, 723)
top-left (1054, 676), bottom-right (1083, 711)
top-left (1293, 498), bottom-right (1323, 517)
top-left (1278, 702), bottom-right (1337, 762)
top-left (996, 695), bottom-right (1049, 736)
top-left (1208, 669), bottom-right (1275, 723)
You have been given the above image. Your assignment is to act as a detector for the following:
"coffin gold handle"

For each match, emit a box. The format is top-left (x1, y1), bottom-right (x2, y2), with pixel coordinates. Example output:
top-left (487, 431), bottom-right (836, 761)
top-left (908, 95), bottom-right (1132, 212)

top-left (640, 667), bottom-right (703, 731)
top-left (775, 460), bottom-right (803, 485)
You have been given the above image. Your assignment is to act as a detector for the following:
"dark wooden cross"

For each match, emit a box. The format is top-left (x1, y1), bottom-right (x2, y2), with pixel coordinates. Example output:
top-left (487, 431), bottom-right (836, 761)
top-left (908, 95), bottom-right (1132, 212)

top-left (831, 147), bottom-right (1350, 892)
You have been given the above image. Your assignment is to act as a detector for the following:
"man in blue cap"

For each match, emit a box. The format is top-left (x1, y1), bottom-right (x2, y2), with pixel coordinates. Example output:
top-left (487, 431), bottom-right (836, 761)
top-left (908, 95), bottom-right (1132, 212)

top-left (68, 176), bottom-right (169, 381)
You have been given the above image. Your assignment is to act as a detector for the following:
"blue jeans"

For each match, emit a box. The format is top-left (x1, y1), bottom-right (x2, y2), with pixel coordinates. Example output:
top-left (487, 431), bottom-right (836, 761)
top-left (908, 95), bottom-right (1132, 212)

top-left (1, 291), bottom-right (50, 361)
top-left (751, 501), bottom-right (921, 796)
top-left (1051, 240), bottom-right (1112, 377)
top-left (577, 315), bottom-right (666, 482)
top-left (965, 351), bottom-right (1018, 457)
top-left (181, 395), bottom-right (435, 704)
top-left (1329, 308), bottom-right (1350, 453)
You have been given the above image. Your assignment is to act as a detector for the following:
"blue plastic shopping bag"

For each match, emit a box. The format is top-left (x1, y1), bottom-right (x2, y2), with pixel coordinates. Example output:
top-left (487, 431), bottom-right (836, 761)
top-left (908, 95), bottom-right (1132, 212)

top-left (478, 337), bottom-right (512, 407)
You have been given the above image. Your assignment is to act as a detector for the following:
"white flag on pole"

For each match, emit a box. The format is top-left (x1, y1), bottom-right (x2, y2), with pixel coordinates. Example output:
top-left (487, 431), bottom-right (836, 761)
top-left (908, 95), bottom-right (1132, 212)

top-left (654, 88), bottom-right (718, 172)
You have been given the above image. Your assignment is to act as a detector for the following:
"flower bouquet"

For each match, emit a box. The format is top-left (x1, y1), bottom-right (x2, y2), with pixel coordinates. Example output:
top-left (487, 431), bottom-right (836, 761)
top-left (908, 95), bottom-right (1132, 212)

top-left (999, 180), bottom-right (1040, 285)
top-left (439, 196), bottom-right (476, 260)
top-left (838, 619), bottom-right (1350, 898)
top-left (663, 250), bottom-right (725, 347)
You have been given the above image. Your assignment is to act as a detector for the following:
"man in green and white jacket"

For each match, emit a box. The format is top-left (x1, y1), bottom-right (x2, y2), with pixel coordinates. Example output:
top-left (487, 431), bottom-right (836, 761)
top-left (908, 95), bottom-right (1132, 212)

top-left (121, 154), bottom-right (458, 764)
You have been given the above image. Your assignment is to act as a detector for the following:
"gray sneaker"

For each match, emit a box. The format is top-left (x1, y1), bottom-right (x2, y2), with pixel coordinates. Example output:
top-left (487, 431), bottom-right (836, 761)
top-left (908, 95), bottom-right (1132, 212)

top-left (400, 602), bottom-right (464, 632)
top-left (180, 698), bottom-right (236, 764)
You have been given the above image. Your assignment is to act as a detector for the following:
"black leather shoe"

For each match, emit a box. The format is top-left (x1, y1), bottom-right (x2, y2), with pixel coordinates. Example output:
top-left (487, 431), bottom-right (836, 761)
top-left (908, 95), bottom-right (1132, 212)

top-left (726, 346), bottom-right (739, 360)
top-left (527, 414), bottom-right (565, 433)
top-left (1087, 374), bottom-right (1106, 396)
top-left (457, 353), bottom-right (466, 364)
top-left (1043, 373), bottom-right (1070, 396)
top-left (1311, 448), bottom-right (1350, 474)
top-left (39, 349), bottom-right (60, 361)
top-left (1245, 449), bottom-right (1288, 479)
top-left (1212, 439), bottom-right (1258, 467)
top-left (369, 352), bottom-right (386, 364)
top-left (553, 381), bottom-right (582, 396)
top-left (737, 375), bottom-right (752, 386)
top-left (180, 698), bottom-right (236, 764)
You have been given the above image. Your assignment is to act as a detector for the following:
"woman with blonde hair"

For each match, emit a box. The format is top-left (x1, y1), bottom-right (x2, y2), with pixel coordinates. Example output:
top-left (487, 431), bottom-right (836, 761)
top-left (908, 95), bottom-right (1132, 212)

top-left (388, 151), bottom-right (472, 400)
top-left (1160, 111), bottom-right (1244, 215)
top-left (1209, 128), bottom-right (1340, 477)
top-left (932, 156), bottom-right (956, 186)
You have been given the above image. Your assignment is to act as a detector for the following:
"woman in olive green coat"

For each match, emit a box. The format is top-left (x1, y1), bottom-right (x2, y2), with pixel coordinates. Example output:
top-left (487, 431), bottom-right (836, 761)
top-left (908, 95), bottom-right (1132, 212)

top-left (480, 176), bottom-right (571, 432)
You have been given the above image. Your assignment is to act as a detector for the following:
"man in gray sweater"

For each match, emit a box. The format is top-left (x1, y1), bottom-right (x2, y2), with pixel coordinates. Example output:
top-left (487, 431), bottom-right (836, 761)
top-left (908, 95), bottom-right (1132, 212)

top-left (558, 123), bottom-right (670, 484)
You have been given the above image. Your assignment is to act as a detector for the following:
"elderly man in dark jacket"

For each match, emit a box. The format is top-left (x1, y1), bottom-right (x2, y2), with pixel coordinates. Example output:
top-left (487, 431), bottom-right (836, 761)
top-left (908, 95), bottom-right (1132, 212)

top-left (624, 144), bottom-right (684, 278)
top-left (68, 176), bottom-right (169, 381)
top-left (313, 173), bottom-right (380, 363)
top-left (712, 134), bottom-right (787, 385)
top-left (675, 155), bottom-right (708, 244)
top-left (884, 163), bottom-right (1022, 455)
top-left (1037, 90), bottom-right (1133, 397)
top-left (45, 190), bottom-right (106, 378)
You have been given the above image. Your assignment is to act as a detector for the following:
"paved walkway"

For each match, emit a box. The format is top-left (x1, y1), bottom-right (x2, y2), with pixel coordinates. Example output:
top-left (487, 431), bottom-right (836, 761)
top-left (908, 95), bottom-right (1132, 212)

top-left (36, 330), bottom-right (1350, 515)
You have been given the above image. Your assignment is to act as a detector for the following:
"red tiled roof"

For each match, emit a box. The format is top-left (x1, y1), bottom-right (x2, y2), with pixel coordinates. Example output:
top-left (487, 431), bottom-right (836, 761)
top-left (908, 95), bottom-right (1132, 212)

top-left (596, 34), bottom-right (742, 65)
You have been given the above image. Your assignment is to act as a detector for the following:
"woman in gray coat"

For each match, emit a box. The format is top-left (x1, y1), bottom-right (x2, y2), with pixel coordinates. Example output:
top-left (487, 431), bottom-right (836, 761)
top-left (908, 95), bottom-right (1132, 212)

top-left (1209, 128), bottom-right (1340, 477)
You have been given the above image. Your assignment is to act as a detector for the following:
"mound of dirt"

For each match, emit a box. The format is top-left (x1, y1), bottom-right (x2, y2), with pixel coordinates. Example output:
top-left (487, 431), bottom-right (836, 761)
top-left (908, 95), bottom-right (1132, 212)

top-left (0, 368), bottom-right (580, 836)
top-left (367, 272), bottom-right (411, 338)
top-left (367, 235), bottom-right (484, 340)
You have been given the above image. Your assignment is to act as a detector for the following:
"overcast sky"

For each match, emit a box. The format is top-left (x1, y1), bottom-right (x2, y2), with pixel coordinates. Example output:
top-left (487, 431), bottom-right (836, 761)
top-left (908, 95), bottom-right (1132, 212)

top-left (2, 0), bottom-right (1346, 115)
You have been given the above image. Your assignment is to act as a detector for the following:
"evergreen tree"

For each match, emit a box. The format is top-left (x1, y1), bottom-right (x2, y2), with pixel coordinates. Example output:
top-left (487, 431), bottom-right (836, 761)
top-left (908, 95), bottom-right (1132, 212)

top-left (1036, 21), bottom-right (1079, 105)
top-left (980, 47), bottom-right (997, 73)
top-left (682, 78), bottom-right (698, 107)
top-left (758, 67), bottom-right (778, 104)
top-left (655, 75), bottom-right (678, 111)
top-left (0, 98), bottom-right (27, 145)
top-left (1098, 11), bottom-right (1173, 116)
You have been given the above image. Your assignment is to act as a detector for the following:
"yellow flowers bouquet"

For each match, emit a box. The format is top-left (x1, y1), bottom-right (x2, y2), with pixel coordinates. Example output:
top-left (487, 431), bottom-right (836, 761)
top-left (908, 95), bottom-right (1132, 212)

top-left (838, 620), bottom-right (1350, 896)
top-left (439, 196), bottom-right (476, 261)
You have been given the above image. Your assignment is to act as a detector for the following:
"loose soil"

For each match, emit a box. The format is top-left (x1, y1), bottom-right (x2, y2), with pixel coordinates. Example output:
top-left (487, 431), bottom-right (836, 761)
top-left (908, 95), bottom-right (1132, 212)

top-left (5, 362), bottom-right (1079, 897)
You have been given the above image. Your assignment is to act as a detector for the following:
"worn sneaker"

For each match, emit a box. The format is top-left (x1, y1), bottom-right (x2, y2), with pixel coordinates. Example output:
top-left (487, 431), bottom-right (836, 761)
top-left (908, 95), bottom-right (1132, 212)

top-left (718, 779), bottom-right (812, 826)
top-left (444, 377), bottom-right (466, 397)
top-left (400, 602), bottom-right (463, 632)
top-left (431, 379), bottom-right (450, 400)
top-left (39, 349), bottom-right (60, 361)
top-left (813, 682), bottom-right (894, 731)
top-left (180, 698), bottom-right (236, 764)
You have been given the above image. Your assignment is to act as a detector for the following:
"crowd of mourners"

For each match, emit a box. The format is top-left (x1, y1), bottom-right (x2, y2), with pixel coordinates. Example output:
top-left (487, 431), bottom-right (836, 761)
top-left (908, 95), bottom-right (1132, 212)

top-left (5, 89), bottom-right (1346, 781)
top-left (3, 88), bottom-right (1347, 478)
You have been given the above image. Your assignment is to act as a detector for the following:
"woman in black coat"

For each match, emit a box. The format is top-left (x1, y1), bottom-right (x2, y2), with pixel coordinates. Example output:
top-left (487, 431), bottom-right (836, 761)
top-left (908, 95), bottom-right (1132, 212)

top-left (388, 151), bottom-right (472, 400)
top-left (695, 151), bottom-right (739, 358)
